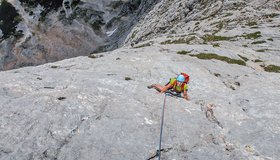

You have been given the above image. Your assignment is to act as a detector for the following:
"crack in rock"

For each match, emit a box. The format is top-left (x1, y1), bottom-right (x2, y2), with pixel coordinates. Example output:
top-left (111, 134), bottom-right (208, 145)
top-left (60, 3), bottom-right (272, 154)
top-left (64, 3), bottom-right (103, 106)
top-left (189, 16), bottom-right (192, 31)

top-left (200, 103), bottom-right (223, 128)
top-left (205, 104), bottom-right (223, 128)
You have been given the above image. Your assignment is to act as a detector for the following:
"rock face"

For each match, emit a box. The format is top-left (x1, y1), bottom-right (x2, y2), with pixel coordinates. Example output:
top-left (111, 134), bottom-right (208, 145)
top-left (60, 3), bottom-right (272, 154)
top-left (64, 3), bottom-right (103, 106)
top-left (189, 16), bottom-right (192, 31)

top-left (0, 44), bottom-right (280, 160)
top-left (0, 0), bottom-right (159, 70)
top-left (1, 0), bottom-right (280, 159)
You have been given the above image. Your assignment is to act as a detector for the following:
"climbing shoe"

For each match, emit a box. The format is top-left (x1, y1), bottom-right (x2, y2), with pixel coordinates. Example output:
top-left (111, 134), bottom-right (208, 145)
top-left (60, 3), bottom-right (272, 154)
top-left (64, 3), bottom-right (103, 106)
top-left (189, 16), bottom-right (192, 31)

top-left (147, 85), bottom-right (153, 89)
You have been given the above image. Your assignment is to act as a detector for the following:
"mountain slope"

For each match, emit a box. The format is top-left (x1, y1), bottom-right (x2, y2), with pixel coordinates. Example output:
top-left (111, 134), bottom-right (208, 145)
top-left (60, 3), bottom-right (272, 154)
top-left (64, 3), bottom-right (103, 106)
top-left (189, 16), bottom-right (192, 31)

top-left (0, 0), bottom-right (159, 70)
top-left (0, 0), bottom-right (280, 159)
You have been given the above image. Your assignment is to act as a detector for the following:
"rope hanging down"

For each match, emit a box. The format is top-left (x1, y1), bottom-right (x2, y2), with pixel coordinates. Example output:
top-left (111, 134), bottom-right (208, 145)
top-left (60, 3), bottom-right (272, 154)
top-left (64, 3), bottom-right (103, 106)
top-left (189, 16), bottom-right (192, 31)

top-left (158, 93), bottom-right (167, 160)
top-left (157, 91), bottom-right (182, 160)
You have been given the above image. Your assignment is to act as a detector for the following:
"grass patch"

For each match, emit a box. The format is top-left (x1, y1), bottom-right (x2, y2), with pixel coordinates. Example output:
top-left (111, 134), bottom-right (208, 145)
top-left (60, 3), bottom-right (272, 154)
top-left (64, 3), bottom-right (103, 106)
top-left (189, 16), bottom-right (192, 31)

top-left (190, 53), bottom-right (246, 66)
top-left (251, 40), bottom-right (266, 44)
top-left (212, 43), bottom-right (220, 47)
top-left (51, 65), bottom-right (59, 68)
top-left (0, 0), bottom-right (22, 39)
top-left (254, 59), bottom-right (263, 62)
top-left (216, 22), bottom-right (224, 30)
top-left (88, 54), bottom-right (98, 58)
top-left (213, 22), bottom-right (224, 34)
top-left (263, 65), bottom-right (280, 73)
top-left (250, 26), bottom-right (259, 29)
top-left (125, 77), bottom-right (133, 81)
top-left (256, 49), bottom-right (266, 52)
top-left (202, 34), bottom-right (233, 42)
top-left (131, 31), bottom-right (137, 39)
top-left (267, 38), bottom-right (273, 41)
top-left (224, 13), bottom-right (233, 17)
top-left (214, 73), bottom-right (221, 77)
top-left (57, 97), bottom-right (66, 100)
top-left (246, 21), bottom-right (257, 26)
top-left (177, 50), bottom-right (192, 55)
top-left (188, 33), bottom-right (196, 35)
top-left (242, 44), bottom-right (248, 47)
top-left (264, 13), bottom-right (279, 18)
top-left (161, 37), bottom-right (195, 44)
top-left (238, 54), bottom-right (249, 61)
top-left (242, 31), bottom-right (262, 39)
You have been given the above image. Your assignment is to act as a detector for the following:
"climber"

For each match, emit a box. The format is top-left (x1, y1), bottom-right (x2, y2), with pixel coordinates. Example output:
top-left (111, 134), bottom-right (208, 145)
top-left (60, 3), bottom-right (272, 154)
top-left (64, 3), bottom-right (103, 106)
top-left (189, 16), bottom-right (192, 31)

top-left (148, 74), bottom-right (190, 100)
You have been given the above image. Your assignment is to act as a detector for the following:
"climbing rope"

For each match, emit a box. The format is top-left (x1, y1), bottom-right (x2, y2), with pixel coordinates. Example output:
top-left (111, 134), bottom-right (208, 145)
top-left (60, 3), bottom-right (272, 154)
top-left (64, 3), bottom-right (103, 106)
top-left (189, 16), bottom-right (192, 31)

top-left (158, 93), bottom-right (167, 160)
top-left (157, 91), bottom-right (182, 159)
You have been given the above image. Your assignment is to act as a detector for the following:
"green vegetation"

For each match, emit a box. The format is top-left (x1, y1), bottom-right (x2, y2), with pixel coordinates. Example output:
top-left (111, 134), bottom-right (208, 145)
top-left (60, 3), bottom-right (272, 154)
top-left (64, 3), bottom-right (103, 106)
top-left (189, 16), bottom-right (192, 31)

top-left (51, 65), bottom-right (59, 68)
top-left (125, 77), bottom-right (133, 81)
top-left (90, 22), bottom-right (101, 31)
top-left (216, 22), bottom-right (224, 30)
top-left (256, 49), bottom-right (266, 52)
top-left (224, 13), bottom-right (233, 17)
top-left (212, 43), bottom-right (220, 47)
top-left (188, 33), bottom-right (196, 35)
top-left (190, 53), bottom-right (246, 66)
top-left (263, 65), bottom-right (280, 73)
top-left (170, 30), bottom-right (176, 34)
top-left (200, 32), bottom-right (262, 43)
top-left (254, 59), bottom-right (263, 62)
top-left (250, 26), bottom-right (259, 29)
top-left (57, 97), bottom-right (66, 100)
top-left (0, 0), bottom-right (23, 39)
top-left (246, 21), bottom-right (257, 26)
top-left (232, 2), bottom-right (246, 10)
top-left (213, 22), bottom-right (224, 34)
top-left (161, 37), bottom-right (195, 44)
top-left (242, 44), bottom-right (248, 47)
top-left (131, 31), bottom-right (137, 39)
top-left (238, 54), bottom-right (249, 61)
top-left (177, 50), bottom-right (192, 55)
top-left (251, 40), bottom-right (266, 44)
top-left (242, 31), bottom-right (262, 39)
top-left (214, 73), bottom-right (221, 77)
top-left (202, 34), bottom-right (233, 42)
top-left (267, 38), bottom-right (273, 41)
top-left (88, 54), bottom-right (98, 58)
top-left (264, 13), bottom-right (279, 18)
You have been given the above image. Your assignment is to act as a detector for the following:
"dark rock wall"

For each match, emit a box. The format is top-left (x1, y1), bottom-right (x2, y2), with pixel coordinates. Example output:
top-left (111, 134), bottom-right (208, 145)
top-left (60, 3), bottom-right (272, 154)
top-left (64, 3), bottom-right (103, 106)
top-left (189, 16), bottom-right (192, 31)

top-left (0, 0), bottom-right (160, 71)
top-left (0, 0), bottom-right (22, 40)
